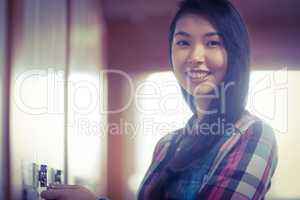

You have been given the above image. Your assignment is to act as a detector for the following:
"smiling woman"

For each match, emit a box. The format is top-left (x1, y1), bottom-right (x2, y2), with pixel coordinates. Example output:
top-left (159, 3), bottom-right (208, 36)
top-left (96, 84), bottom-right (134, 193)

top-left (137, 0), bottom-right (278, 199)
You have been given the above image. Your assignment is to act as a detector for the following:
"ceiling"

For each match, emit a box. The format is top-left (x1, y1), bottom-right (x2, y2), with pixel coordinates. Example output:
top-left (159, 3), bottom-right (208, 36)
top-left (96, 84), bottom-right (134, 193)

top-left (101, 0), bottom-right (300, 70)
top-left (102, 0), bottom-right (300, 25)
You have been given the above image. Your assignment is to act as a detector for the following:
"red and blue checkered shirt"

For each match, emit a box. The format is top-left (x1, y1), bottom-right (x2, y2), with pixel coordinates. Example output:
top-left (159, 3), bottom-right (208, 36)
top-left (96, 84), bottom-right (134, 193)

top-left (138, 111), bottom-right (278, 200)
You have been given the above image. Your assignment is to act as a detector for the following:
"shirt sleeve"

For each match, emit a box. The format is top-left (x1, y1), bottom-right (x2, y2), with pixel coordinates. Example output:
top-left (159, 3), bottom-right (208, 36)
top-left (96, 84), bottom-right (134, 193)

top-left (197, 121), bottom-right (278, 200)
top-left (137, 133), bottom-right (175, 198)
top-left (145, 133), bottom-right (173, 176)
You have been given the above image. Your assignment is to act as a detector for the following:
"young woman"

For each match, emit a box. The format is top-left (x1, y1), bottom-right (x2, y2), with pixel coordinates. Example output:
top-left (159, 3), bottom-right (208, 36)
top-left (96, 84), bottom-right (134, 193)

top-left (137, 0), bottom-right (278, 199)
top-left (41, 0), bottom-right (278, 199)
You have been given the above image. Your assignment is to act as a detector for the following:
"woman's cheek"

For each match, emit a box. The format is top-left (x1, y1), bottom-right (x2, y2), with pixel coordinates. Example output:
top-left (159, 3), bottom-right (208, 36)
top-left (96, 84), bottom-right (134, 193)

top-left (207, 47), bottom-right (227, 66)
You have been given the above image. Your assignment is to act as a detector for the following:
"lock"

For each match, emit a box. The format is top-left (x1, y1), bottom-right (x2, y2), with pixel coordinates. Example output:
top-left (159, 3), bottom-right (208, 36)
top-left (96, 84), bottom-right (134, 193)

top-left (50, 168), bottom-right (63, 184)
top-left (38, 164), bottom-right (47, 187)
top-left (54, 169), bottom-right (62, 184)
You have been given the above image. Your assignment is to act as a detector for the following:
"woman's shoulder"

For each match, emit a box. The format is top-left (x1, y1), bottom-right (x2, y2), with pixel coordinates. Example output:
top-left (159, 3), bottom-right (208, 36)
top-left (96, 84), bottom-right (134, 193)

top-left (151, 128), bottom-right (186, 163)
top-left (237, 110), bottom-right (277, 144)
top-left (232, 110), bottom-right (278, 182)
top-left (234, 110), bottom-right (275, 140)
top-left (200, 111), bottom-right (278, 199)
top-left (153, 129), bottom-right (183, 153)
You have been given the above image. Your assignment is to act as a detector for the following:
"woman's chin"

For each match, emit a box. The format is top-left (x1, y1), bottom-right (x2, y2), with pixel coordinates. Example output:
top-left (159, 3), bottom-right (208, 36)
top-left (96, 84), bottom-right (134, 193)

top-left (193, 87), bottom-right (214, 95)
top-left (185, 86), bottom-right (214, 96)
top-left (184, 82), bottom-right (215, 96)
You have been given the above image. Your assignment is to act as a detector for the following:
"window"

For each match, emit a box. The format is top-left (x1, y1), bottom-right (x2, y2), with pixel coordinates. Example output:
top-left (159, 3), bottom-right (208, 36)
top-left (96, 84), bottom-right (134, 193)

top-left (130, 69), bottom-right (299, 199)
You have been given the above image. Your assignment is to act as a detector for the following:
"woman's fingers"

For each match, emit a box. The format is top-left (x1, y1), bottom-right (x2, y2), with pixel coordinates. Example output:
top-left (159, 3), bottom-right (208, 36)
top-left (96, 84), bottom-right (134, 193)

top-left (48, 184), bottom-right (81, 189)
top-left (40, 189), bottom-right (64, 199)
top-left (41, 184), bottom-right (81, 199)
top-left (40, 184), bottom-right (98, 200)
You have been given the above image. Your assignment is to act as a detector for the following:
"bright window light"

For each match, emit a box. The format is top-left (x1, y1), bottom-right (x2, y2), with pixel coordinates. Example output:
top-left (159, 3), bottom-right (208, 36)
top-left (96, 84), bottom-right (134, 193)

top-left (130, 69), bottom-right (299, 200)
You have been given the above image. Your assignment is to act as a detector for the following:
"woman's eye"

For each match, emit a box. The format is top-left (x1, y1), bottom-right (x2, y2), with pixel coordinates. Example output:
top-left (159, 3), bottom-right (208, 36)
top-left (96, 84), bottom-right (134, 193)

top-left (176, 40), bottom-right (190, 47)
top-left (206, 40), bottom-right (222, 47)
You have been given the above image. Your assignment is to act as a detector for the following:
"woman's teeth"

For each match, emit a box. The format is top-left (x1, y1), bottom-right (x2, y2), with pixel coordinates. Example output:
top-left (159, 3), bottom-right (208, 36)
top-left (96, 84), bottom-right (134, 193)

top-left (187, 71), bottom-right (210, 80)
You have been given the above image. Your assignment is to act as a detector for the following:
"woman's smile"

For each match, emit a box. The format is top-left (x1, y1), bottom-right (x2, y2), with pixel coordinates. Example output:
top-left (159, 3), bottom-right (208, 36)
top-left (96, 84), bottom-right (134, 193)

top-left (185, 68), bottom-right (212, 83)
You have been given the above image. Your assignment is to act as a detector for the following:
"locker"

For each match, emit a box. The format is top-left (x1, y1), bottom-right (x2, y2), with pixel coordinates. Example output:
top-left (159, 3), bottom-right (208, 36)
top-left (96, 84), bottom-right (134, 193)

top-left (4, 0), bottom-right (107, 199)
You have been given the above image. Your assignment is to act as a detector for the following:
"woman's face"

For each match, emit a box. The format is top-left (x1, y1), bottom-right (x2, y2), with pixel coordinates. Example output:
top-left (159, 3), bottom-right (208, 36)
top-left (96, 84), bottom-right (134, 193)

top-left (172, 14), bottom-right (228, 95)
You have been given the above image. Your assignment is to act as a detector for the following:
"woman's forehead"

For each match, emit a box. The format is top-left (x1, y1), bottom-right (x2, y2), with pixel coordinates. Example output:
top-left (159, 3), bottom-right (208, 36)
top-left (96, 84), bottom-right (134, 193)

top-left (175, 14), bottom-right (218, 36)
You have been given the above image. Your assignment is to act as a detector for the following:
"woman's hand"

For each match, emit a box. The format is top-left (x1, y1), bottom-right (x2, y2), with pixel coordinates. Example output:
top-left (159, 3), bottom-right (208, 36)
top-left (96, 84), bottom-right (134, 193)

top-left (40, 184), bottom-right (99, 200)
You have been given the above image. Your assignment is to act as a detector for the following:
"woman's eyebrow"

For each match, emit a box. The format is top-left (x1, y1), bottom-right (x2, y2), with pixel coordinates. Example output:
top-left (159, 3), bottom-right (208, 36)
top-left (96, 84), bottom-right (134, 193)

top-left (174, 31), bottom-right (191, 37)
top-left (204, 32), bottom-right (222, 38)
top-left (174, 31), bottom-right (222, 38)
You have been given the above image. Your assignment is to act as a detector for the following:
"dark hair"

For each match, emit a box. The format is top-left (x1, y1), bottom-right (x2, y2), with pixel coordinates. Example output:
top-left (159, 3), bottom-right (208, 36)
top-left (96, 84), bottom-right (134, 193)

top-left (170, 0), bottom-right (250, 125)
top-left (139, 0), bottom-right (250, 199)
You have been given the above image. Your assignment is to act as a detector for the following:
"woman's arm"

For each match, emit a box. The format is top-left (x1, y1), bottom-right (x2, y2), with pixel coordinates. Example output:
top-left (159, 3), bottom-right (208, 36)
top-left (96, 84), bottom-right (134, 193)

top-left (40, 184), bottom-right (100, 200)
top-left (197, 121), bottom-right (278, 200)
top-left (41, 133), bottom-right (176, 200)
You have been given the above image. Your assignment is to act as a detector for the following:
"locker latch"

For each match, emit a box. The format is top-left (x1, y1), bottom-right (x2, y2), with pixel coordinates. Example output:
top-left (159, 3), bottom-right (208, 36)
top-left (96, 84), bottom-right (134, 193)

top-left (38, 164), bottom-right (47, 187)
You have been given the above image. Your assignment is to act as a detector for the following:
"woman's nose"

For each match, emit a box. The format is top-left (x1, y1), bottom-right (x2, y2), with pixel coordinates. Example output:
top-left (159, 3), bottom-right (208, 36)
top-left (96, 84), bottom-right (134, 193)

top-left (188, 44), bottom-right (205, 65)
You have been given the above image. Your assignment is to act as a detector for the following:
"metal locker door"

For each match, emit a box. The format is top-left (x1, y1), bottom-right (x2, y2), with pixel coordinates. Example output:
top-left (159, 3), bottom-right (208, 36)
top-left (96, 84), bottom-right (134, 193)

top-left (0, 0), bottom-right (9, 199)
top-left (9, 0), bottom-right (67, 199)
top-left (8, 0), bottom-right (108, 199)
top-left (66, 0), bottom-right (107, 196)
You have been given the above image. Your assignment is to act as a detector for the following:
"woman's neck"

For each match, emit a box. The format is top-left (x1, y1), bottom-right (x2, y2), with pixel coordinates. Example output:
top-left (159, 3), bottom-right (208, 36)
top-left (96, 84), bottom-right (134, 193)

top-left (195, 98), bottom-right (211, 122)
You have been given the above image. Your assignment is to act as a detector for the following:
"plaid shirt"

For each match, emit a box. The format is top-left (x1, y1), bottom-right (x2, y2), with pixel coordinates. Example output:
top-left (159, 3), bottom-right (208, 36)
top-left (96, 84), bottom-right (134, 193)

top-left (138, 111), bottom-right (278, 200)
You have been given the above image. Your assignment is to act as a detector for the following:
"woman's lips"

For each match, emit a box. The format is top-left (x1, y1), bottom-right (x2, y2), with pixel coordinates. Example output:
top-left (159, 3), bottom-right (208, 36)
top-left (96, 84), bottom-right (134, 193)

top-left (185, 71), bottom-right (211, 83)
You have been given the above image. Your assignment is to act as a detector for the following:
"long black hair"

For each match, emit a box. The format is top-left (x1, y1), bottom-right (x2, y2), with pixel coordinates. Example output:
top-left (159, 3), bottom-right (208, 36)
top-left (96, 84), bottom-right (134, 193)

top-left (140, 0), bottom-right (251, 199)
top-left (170, 0), bottom-right (250, 125)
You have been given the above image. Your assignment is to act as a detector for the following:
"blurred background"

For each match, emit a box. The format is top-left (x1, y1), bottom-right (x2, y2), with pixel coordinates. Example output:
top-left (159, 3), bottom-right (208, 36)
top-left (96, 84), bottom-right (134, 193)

top-left (0, 0), bottom-right (299, 199)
